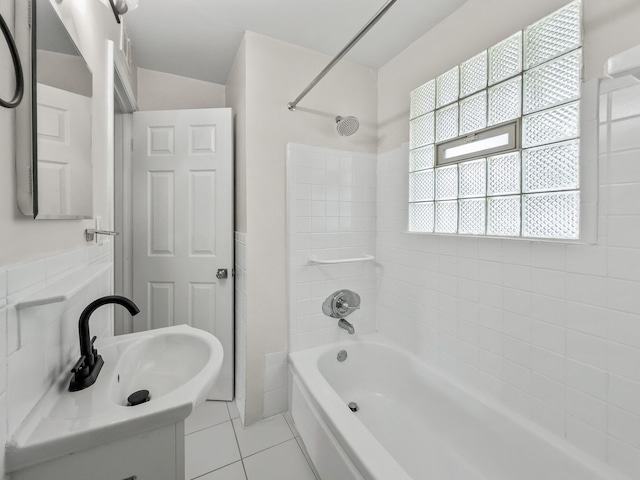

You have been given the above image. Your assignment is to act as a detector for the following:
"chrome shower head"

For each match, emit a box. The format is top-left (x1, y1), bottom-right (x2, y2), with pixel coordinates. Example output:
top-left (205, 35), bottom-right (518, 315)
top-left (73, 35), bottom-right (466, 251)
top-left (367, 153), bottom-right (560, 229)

top-left (336, 116), bottom-right (360, 136)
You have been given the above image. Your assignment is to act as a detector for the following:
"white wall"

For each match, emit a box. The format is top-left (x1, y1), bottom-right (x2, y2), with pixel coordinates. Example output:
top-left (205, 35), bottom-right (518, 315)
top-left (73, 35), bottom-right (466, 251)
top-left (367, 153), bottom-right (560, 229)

top-left (137, 67), bottom-right (226, 111)
top-left (227, 32), bottom-right (378, 424)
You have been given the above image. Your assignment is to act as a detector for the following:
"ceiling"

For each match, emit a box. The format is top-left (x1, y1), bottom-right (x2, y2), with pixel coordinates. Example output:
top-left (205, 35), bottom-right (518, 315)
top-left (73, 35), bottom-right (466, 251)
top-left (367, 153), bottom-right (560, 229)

top-left (123, 0), bottom-right (468, 85)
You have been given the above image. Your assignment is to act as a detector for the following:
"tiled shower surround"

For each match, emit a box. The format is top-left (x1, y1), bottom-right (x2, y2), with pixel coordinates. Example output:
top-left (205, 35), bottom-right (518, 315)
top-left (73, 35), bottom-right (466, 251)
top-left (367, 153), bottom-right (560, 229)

top-left (375, 77), bottom-right (640, 479)
top-left (287, 143), bottom-right (377, 352)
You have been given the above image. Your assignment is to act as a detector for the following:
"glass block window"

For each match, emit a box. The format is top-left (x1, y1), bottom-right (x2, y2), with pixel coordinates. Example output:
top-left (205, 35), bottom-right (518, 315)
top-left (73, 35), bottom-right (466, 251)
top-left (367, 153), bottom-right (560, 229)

top-left (408, 0), bottom-right (582, 240)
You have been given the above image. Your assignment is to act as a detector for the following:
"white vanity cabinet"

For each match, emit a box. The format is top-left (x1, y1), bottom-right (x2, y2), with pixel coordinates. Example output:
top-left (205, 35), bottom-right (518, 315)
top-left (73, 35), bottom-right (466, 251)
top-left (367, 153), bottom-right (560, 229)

top-left (12, 423), bottom-right (185, 480)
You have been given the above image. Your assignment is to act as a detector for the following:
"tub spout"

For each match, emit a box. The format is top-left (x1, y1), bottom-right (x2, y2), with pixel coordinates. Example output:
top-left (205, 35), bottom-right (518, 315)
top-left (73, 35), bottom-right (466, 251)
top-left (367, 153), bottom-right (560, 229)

top-left (338, 318), bottom-right (355, 334)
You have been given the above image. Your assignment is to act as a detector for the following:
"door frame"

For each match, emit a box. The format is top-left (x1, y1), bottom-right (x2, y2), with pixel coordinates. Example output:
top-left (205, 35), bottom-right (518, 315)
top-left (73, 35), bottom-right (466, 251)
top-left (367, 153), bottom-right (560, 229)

top-left (113, 49), bottom-right (137, 335)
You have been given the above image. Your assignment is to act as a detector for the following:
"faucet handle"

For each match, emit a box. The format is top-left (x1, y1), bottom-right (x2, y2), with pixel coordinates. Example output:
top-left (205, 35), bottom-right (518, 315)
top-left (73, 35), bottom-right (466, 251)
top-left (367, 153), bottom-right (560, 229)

top-left (71, 356), bottom-right (87, 373)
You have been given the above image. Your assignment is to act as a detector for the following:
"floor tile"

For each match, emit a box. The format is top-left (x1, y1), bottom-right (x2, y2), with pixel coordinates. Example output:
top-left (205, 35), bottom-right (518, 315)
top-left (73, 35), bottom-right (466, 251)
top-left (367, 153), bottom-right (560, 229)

top-left (186, 422), bottom-right (240, 479)
top-left (227, 400), bottom-right (240, 420)
top-left (186, 400), bottom-right (231, 435)
top-left (197, 461), bottom-right (247, 480)
top-left (243, 439), bottom-right (316, 480)
top-left (232, 414), bottom-right (293, 457)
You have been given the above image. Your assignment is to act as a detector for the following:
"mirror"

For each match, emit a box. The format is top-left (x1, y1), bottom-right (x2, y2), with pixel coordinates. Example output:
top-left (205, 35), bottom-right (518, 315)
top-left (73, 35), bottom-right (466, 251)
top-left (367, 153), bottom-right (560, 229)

top-left (15, 0), bottom-right (93, 219)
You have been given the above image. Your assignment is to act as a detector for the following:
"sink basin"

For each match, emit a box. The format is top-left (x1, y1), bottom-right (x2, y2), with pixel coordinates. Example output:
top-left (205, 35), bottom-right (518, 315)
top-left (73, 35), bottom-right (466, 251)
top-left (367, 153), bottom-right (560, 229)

top-left (6, 325), bottom-right (224, 472)
top-left (110, 331), bottom-right (214, 406)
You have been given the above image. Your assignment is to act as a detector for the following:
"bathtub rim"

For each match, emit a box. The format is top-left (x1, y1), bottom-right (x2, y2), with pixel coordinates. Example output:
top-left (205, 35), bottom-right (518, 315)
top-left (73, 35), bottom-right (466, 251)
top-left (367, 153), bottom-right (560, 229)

top-left (288, 332), bottom-right (630, 480)
top-left (289, 336), bottom-right (412, 480)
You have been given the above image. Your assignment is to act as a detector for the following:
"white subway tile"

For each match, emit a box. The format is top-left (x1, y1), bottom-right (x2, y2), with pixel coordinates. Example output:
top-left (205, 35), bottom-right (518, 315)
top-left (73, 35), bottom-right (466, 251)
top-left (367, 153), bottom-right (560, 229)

top-left (502, 241), bottom-right (531, 266)
top-left (608, 310), bottom-right (640, 348)
top-left (608, 216), bottom-right (640, 248)
top-left (609, 183), bottom-right (640, 215)
top-left (478, 283), bottom-right (502, 308)
top-left (503, 336), bottom-right (531, 368)
top-left (502, 359), bottom-right (531, 392)
top-left (532, 347), bottom-right (565, 383)
top-left (608, 278), bottom-right (640, 315)
top-left (608, 150), bottom-right (640, 185)
top-left (611, 83), bottom-right (640, 120)
top-left (566, 273), bottom-right (607, 307)
top-left (532, 320), bottom-right (565, 355)
top-left (478, 304), bottom-right (503, 331)
top-left (566, 302), bottom-right (607, 338)
top-left (478, 260), bottom-right (502, 285)
top-left (609, 436), bottom-right (640, 480)
top-left (609, 342), bottom-right (640, 383)
top-left (501, 382), bottom-right (532, 418)
top-left (567, 330), bottom-right (608, 370)
top-left (503, 289), bottom-right (531, 317)
top-left (478, 238), bottom-right (502, 262)
top-left (532, 372), bottom-right (565, 411)
top-left (566, 387), bottom-right (607, 432)
top-left (610, 116), bottom-right (640, 152)
top-left (503, 312), bottom-right (531, 343)
top-left (610, 374), bottom-right (640, 417)
top-left (7, 259), bottom-right (46, 297)
top-left (502, 264), bottom-right (531, 291)
top-left (566, 415), bottom-right (607, 462)
top-left (531, 242), bottom-right (566, 271)
top-left (530, 294), bottom-right (565, 327)
top-left (532, 398), bottom-right (566, 437)
top-left (531, 268), bottom-right (566, 298)
top-left (609, 405), bottom-right (640, 449)
top-left (608, 247), bottom-right (640, 282)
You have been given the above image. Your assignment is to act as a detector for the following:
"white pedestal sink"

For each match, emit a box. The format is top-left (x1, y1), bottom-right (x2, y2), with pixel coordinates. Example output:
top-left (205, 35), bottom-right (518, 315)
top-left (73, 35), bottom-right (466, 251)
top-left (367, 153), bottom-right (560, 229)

top-left (6, 325), bottom-right (224, 476)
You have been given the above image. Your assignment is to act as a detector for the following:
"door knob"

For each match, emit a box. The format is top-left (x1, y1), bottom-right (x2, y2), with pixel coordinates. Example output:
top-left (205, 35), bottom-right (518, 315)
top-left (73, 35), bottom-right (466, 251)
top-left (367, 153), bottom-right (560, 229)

top-left (216, 269), bottom-right (228, 279)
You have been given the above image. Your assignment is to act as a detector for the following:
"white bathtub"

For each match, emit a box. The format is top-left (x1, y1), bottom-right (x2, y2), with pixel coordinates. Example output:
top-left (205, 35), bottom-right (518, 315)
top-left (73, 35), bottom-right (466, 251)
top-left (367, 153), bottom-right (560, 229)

top-left (289, 334), bottom-right (629, 480)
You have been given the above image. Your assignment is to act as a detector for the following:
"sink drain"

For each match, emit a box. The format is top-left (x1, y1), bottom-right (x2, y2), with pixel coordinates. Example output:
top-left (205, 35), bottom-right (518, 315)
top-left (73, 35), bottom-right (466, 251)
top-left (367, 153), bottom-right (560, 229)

top-left (348, 402), bottom-right (359, 412)
top-left (127, 389), bottom-right (150, 406)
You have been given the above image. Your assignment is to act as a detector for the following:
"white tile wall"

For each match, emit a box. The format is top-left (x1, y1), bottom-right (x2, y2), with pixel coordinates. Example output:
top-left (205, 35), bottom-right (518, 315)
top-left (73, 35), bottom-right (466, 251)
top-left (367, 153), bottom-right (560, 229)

top-left (375, 77), bottom-right (640, 479)
top-left (0, 242), bottom-right (113, 451)
top-left (235, 232), bottom-right (248, 425)
top-left (287, 144), bottom-right (377, 352)
top-left (263, 352), bottom-right (288, 418)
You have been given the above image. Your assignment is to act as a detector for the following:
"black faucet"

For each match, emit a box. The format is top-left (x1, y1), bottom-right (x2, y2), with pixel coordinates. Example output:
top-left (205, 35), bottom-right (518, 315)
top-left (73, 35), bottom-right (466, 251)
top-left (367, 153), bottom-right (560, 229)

top-left (69, 295), bottom-right (140, 392)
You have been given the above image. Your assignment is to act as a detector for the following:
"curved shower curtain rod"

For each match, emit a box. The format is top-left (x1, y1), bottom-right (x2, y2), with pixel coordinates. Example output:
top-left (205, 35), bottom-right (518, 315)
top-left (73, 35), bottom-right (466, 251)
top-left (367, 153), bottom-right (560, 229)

top-left (287, 0), bottom-right (399, 112)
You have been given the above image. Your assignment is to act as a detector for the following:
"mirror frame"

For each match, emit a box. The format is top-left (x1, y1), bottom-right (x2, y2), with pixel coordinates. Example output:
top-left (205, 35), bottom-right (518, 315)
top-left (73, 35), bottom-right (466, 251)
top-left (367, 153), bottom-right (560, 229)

top-left (15, 0), bottom-right (94, 220)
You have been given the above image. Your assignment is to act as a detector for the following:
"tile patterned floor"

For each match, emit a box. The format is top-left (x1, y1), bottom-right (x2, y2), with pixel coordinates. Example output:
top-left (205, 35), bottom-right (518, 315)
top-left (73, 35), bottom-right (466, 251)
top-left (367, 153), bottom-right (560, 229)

top-left (185, 401), bottom-right (319, 480)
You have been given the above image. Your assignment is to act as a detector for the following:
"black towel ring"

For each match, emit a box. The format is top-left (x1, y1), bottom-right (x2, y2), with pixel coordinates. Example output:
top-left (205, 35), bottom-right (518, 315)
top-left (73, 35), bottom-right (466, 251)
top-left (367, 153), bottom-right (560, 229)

top-left (0, 12), bottom-right (24, 109)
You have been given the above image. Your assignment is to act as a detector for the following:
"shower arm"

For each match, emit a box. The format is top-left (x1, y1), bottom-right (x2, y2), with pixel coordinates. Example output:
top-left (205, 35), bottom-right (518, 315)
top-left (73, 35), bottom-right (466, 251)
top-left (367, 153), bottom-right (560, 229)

top-left (287, 0), bottom-right (398, 112)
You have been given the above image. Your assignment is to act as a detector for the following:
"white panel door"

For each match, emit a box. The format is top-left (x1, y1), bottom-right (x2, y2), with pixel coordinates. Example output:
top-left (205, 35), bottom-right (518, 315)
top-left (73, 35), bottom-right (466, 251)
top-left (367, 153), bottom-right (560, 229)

top-left (37, 83), bottom-right (91, 216)
top-left (133, 109), bottom-right (234, 400)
